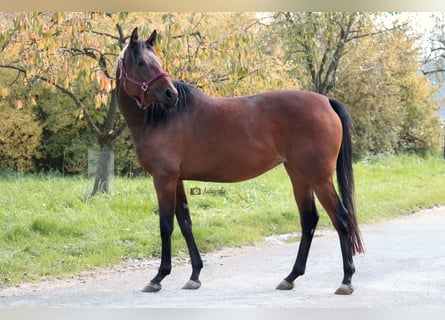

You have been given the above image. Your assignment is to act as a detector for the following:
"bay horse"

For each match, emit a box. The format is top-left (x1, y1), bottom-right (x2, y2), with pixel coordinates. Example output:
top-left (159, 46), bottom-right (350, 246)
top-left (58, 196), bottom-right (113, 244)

top-left (116, 27), bottom-right (364, 295)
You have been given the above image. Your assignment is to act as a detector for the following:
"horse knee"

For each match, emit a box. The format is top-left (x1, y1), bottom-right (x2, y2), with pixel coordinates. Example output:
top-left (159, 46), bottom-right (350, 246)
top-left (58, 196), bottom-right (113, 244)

top-left (160, 219), bottom-right (174, 239)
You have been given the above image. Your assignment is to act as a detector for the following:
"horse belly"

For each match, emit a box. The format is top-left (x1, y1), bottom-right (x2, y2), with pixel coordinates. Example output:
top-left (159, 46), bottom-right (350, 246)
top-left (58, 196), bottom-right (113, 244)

top-left (180, 140), bottom-right (284, 183)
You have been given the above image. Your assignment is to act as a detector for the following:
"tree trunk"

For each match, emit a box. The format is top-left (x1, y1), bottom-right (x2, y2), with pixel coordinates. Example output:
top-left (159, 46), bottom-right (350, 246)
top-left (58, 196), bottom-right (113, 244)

top-left (88, 89), bottom-right (126, 197)
top-left (90, 141), bottom-right (115, 196)
top-left (443, 124), bottom-right (445, 160)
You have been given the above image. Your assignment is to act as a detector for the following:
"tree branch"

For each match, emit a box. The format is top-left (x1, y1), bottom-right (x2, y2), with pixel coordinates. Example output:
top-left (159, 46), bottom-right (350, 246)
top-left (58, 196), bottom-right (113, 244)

top-left (58, 46), bottom-right (114, 79)
top-left (0, 63), bottom-right (102, 136)
top-left (422, 68), bottom-right (445, 75)
top-left (0, 64), bottom-right (26, 73)
top-left (110, 123), bottom-right (127, 140)
top-left (89, 30), bottom-right (120, 41)
top-left (116, 23), bottom-right (125, 49)
top-left (33, 74), bottom-right (102, 136)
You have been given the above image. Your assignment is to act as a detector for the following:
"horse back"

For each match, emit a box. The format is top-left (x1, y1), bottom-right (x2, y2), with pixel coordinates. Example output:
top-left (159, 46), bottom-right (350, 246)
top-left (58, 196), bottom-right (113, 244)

top-left (149, 90), bottom-right (343, 182)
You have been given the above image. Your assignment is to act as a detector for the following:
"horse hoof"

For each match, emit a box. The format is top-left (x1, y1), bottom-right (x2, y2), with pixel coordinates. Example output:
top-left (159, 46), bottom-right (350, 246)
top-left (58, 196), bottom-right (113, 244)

top-left (276, 280), bottom-right (294, 290)
top-left (142, 282), bottom-right (162, 292)
top-left (335, 284), bottom-right (354, 295)
top-left (182, 279), bottom-right (201, 290)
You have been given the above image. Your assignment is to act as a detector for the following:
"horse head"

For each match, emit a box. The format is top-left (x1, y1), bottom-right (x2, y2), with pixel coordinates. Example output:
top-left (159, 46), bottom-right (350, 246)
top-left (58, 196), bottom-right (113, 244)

top-left (118, 27), bottom-right (178, 110)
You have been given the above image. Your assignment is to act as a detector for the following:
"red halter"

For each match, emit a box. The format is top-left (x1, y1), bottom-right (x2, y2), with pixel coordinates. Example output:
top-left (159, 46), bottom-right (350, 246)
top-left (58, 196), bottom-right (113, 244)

top-left (118, 59), bottom-right (169, 109)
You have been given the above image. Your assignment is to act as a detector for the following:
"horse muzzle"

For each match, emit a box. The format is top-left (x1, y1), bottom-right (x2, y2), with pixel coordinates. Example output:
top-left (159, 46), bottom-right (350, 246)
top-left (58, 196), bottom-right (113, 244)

top-left (158, 86), bottom-right (179, 110)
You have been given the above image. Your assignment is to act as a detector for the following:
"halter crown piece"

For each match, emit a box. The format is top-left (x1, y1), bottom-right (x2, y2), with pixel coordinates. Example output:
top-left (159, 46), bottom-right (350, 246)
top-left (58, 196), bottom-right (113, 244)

top-left (118, 58), bottom-right (169, 110)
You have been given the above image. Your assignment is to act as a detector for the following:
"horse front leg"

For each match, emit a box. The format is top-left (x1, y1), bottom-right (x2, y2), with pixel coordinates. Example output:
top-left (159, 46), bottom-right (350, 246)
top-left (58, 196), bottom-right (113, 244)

top-left (142, 175), bottom-right (177, 293)
top-left (175, 180), bottom-right (203, 290)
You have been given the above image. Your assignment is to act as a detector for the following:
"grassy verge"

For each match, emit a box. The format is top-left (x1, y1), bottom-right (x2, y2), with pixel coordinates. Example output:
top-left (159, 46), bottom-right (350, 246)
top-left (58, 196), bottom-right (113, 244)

top-left (0, 153), bottom-right (444, 287)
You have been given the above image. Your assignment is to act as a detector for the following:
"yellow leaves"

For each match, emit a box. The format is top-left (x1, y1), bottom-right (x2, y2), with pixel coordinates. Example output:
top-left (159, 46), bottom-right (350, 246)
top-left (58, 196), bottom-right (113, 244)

top-left (16, 99), bottom-right (23, 110)
top-left (112, 15), bottom-right (120, 25)
top-left (63, 77), bottom-right (70, 90)
top-left (37, 38), bottom-right (51, 50)
top-left (227, 33), bottom-right (236, 48)
top-left (101, 93), bottom-right (108, 106)
top-left (66, 25), bottom-right (73, 37)
top-left (0, 29), bottom-right (10, 46)
top-left (25, 52), bottom-right (35, 65)
top-left (191, 71), bottom-right (201, 79)
top-left (94, 93), bottom-right (109, 109)
top-left (5, 13), bottom-right (280, 113)
top-left (94, 94), bottom-right (101, 109)
top-left (52, 12), bottom-right (64, 25)
top-left (50, 75), bottom-right (58, 86)
top-left (1, 88), bottom-right (10, 98)
top-left (93, 73), bottom-right (113, 94)
top-left (101, 77), bottom-right (112, 93)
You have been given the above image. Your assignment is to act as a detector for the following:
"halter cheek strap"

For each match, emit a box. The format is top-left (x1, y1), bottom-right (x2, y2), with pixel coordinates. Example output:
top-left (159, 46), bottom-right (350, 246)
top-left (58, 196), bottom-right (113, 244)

top-left (118, 59), bottom-right (169, 110)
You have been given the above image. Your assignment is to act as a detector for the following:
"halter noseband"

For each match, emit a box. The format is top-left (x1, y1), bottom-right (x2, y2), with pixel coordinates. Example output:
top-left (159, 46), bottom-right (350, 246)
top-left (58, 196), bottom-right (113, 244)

top-left (118, 59), bottom-right (169, 110)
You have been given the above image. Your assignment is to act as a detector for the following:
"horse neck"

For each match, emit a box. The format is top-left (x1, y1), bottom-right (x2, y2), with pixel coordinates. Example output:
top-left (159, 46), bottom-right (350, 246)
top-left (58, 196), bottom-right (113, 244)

top-left (117, 93), bottom-right (147, 136)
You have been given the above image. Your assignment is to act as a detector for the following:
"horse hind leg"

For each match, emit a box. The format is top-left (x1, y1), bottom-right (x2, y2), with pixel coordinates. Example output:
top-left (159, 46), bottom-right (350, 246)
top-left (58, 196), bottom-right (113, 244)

top-left (276, 197), bottom-right (319, 290)
top-left (313, 181), bottom-right (356, 295)
top-left (277, 165), bottom-right (319, 290)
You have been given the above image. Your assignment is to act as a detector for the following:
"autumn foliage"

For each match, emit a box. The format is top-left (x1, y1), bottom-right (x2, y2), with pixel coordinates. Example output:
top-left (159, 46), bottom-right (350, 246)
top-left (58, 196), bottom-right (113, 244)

top-left (0, 12), bottom-right (442, 174)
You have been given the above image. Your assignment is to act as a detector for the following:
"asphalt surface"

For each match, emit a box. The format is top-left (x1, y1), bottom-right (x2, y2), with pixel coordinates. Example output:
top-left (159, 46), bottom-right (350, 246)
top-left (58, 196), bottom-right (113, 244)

top-left (1, 207), bottom-right (444, 308)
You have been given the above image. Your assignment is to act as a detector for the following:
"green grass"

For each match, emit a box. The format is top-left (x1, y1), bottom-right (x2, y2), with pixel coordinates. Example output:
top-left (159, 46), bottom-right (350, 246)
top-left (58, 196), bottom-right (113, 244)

top-left (0, 153), bottom-right (444, 287)
top-left (355, 153), bottom-right (445, 221)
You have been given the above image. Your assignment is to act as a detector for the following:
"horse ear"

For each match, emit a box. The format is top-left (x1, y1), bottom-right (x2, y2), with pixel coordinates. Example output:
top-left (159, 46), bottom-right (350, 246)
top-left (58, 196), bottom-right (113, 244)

top-left (146, 30), bottom-right (157, 46)
top-left (130, 27), bottom-right (138, 44)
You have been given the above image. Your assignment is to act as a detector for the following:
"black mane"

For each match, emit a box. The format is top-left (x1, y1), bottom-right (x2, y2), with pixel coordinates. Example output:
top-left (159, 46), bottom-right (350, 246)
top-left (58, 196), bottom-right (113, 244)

top-left (145, 80), bottom-right (199, 127)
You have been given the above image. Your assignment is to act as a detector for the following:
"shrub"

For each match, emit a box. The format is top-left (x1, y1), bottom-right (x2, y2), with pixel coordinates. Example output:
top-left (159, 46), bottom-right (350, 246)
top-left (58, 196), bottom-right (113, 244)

top-left (0, 106), bottom-right (42, 172)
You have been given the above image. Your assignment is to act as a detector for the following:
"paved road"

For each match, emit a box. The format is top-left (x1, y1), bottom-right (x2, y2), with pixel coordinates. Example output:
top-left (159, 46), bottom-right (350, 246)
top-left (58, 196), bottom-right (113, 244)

top-left (1, 207), bottom-right (445, 308)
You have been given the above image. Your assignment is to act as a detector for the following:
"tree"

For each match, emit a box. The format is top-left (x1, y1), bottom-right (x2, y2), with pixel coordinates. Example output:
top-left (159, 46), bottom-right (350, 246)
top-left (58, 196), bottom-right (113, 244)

top-left (1, 12), bottom-right (292, 182)
top-left (274, 12), bottom-right (365, 95)
top-left (273, 12), bottom-right (395, 95)
top-left (334, 25), bottom-right (442, 157)
top-left (0, 56), bottom-right (42, 173)
top-left (0, 12), bottom-right (128, 195)
top-left (31, 85), bottom-right (94, 174)
top-left (420, 13), bottom-right (445, 77)
top-left (271, 12), bottom-right (442, 157)
top-left (0, 106), bottom-right (42, 173)
top-left (154, 12), bottom-right (294, 96)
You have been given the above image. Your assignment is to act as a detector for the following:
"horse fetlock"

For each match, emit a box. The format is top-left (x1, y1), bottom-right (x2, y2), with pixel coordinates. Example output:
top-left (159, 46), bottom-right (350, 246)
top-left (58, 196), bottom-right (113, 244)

top-left (158, 262), bottom-right (172, 273)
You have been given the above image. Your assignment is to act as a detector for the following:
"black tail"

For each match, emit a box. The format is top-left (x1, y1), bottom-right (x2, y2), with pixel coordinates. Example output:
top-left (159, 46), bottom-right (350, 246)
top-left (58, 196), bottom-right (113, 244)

top-left (329, 98), bottom-right (365, 255)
